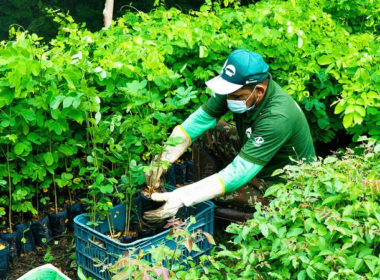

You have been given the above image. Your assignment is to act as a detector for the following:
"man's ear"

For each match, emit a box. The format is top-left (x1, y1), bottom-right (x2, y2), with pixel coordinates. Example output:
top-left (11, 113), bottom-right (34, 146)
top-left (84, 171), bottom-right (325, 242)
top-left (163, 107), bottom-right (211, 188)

top-left (255, 83), bottom-right (266, 96)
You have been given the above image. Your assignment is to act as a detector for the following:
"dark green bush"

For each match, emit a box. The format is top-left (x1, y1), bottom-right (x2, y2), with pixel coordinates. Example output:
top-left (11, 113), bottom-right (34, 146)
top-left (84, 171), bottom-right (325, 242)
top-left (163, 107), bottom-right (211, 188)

top-left (183, 140), bottom-right (380, 279)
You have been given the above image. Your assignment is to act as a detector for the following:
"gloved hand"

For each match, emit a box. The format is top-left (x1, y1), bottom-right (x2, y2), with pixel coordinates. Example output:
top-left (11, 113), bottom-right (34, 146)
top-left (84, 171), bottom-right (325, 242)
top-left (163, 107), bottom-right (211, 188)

top-left (143, 174), bottom-right (225, 222)
top-left (145, 125), bottom-right (192, 188)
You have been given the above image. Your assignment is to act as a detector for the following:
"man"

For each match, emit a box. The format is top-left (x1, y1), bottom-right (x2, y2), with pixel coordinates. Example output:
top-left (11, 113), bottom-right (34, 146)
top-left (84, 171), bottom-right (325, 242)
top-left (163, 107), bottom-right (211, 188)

top-left (144, 49), bottom-right (315, 222)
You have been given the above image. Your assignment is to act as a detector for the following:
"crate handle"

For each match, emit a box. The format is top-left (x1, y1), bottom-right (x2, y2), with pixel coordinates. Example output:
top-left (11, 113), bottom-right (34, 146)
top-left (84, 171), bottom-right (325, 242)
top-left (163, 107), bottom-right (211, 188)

top-left (88, 237), bottom-right (107, 252)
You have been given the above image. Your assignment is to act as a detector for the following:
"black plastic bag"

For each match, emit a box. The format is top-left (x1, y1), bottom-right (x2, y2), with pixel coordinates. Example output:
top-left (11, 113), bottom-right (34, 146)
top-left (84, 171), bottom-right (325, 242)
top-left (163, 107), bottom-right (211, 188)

top-left (16, 222), bottom-right (36, 253)
top-left (67, 202), bottom-right (82, 231)
top-left (140, 192), bottom-right (165, 214)
top-left (174, 163), bottom-right (186, 185)
top-left (31, 216), bottom-right (52, 246)
top-left (48, 209), bottom-right (68, 237)
top-left (0, 231), bottom-right (20, 264)
top-left (0, 239), bottom-right (9, 278)
top-left (184, 160), bottom-right (194, 182)
top-left (165, 164), bottom-right (176, 186)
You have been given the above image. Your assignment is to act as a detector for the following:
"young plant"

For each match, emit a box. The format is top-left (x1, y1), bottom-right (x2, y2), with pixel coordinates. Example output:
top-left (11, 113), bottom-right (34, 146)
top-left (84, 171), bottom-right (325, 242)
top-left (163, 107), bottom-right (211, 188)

top-left (109, 216), bottom-right (215, 279)
top-left (142, 111), bottom-right (182, 197)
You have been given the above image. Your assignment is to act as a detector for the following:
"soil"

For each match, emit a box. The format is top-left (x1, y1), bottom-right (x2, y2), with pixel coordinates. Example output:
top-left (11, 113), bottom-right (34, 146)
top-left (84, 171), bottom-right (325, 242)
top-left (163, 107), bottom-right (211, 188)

top-left (105, 230), bottom-right (137, 242)
top-left (7, 233), bottom-right (77, 280)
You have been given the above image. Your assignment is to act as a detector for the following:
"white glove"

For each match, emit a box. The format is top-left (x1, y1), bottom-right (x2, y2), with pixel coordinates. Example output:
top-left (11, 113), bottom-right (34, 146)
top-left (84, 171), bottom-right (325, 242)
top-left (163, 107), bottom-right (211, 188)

top-left (143, 174), bottom-right (224, 222)
top-left (145, 125), bottom-right (192, 188)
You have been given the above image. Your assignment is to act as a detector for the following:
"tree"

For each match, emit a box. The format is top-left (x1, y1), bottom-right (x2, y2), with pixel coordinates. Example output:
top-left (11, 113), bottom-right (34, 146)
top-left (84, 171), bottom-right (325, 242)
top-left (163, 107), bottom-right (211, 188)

top-left (103, 0), bottom-right (114, 28)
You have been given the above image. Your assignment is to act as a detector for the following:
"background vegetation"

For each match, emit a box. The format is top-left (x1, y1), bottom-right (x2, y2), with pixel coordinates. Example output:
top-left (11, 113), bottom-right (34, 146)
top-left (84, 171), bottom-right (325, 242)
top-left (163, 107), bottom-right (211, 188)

top-left (0, 0), bottom-right (378, 254)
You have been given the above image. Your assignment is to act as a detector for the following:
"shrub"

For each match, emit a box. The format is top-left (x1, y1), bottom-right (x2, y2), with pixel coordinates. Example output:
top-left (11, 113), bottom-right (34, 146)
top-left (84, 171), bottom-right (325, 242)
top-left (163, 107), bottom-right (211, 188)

top-left (194, 139), bottom-right (380, 279)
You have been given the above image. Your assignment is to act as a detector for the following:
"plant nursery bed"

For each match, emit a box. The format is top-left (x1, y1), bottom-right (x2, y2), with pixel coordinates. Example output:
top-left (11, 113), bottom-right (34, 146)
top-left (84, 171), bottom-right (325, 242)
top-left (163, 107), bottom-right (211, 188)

top-left (74, 186), bottom-right (214, 280)
top-left (6, 233), bottom-right (77, 280)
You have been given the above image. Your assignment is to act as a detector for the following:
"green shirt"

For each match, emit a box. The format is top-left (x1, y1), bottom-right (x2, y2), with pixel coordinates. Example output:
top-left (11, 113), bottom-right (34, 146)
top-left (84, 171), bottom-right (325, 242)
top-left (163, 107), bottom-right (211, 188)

top-left (202, 75), bottom-right (316, 180)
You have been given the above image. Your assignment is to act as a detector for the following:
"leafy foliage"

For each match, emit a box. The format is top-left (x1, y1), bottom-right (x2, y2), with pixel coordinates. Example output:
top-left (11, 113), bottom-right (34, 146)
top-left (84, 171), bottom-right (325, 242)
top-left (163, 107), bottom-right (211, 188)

top-left (0, 0), bottom-right (378, 228)
top-left (184, 140), bottom-right (379, 279)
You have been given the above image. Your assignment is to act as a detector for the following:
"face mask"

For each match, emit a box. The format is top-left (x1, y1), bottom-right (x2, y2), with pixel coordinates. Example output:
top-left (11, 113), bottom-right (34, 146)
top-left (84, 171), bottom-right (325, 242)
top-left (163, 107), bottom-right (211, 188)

top-left (227, 86), bottom-right (258, 114)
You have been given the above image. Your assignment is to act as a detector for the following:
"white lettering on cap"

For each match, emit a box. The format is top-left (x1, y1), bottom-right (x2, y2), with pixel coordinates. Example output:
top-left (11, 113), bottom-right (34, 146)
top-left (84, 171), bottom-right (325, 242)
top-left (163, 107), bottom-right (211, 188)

top-left (224, 64), bottom-right (236, 77)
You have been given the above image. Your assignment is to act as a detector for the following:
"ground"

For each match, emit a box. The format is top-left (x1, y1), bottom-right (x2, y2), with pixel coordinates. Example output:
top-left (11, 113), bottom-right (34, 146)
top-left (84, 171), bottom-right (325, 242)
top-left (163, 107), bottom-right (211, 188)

top-left (8, 233), bottom-right (77, 280)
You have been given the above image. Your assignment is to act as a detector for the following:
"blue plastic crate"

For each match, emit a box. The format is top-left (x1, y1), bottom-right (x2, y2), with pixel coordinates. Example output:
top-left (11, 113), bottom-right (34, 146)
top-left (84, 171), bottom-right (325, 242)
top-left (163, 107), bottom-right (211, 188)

top-left (74, 186), bottom-right (214, 280)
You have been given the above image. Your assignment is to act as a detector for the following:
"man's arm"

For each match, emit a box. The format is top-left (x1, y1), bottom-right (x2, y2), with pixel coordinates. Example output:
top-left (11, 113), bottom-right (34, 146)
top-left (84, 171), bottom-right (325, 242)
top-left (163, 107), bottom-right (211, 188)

top-left (218, 155), bottom-right (263, 193)
top-left (180, 107), bottom-right (217, 141)
top-left (143, 156), bottom-right (263, 222)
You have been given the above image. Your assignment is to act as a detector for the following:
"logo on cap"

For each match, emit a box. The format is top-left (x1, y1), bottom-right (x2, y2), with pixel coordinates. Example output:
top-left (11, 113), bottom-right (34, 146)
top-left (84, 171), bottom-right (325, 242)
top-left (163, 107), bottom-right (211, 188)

top-left (253, 136), bottom-right (264, 147)
top-left (224, 65), bottom-right (236, 77)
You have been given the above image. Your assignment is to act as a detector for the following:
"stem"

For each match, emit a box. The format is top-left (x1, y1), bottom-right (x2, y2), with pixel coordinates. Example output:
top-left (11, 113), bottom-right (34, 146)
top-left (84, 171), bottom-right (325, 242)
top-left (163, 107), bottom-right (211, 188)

top-left (7, 144), bottom-right (12, 233)
top-left (169, 234), bottom-right (180, 270)
top-left (36, 188), bottom-right (39, 214)
top-left (49, 134), bottom-right (58, 214)
top-left (68, 190), bottom-right (72, 205)
top-left (107, 214), bottom-right (114, 238)
top-left (125, 152), bottom-right (132, 235)
top-left (65, 157), bottom-right (73, 205)
top-left (53, 174), bottom-right (57, 214)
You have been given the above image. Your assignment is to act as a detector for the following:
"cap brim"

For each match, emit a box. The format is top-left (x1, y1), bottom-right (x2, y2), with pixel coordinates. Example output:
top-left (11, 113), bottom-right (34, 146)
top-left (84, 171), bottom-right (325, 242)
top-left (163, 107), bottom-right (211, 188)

top-left (205, 75), bottom-right (243, 95)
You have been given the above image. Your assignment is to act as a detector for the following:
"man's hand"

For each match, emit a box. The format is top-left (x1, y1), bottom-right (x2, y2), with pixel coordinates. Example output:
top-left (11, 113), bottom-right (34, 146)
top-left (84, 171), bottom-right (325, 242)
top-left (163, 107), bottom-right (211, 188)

top-left (143, 192), bottom-right (184, 222)
top-left (143, 174), bottom-right (225, 222)
top-left (144, 125), bottom-right (192, 188)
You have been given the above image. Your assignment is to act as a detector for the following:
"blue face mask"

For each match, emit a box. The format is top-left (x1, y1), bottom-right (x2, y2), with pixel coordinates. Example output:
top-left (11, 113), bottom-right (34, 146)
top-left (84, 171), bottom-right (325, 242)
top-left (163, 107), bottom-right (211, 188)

top-left (227, 86), bottom-right (258, 114)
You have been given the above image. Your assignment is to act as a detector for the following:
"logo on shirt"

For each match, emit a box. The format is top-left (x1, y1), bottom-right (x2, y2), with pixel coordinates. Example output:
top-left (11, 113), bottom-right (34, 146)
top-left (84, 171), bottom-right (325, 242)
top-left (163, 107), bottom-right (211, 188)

top-left (253, 136), bottom-right (264, 147)
top-left (245, 127), bottom-right (252, 139)
top-left (224, 64), bottom-right (236, 77)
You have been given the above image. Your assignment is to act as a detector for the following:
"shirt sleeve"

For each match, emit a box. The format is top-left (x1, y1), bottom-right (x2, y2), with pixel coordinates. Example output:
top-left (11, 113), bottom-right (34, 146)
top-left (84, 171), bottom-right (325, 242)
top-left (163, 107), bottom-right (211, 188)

top-left (218, 155), bottom-right (263, 193)
top-left (201, 94), bottom-right (228, 119)
top-left (181, 107), bottom-right (217, 141)
top-left (239, 116), bottom-right (292, 166)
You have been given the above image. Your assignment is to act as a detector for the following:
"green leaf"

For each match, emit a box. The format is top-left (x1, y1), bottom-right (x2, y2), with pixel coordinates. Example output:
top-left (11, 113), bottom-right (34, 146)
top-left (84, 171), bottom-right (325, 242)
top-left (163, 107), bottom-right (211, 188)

top-left (264, 184), bottom-right (280, 197)
top-left (297, 270), bottom-right (306, 280)
top-left (0, 87), bottom-right (15, 108)
top-left (63, 96), bottom-right (75, 108)
top-left (323, 156), bottom-right (337, 164)
top-left (0, 120), bottom-right (10, 128)
top-left (353, 111), bottom-right (362, 124)
top-left (95, 112), bottom-right (101, 124)
top-left (44, 152), bottom-right (54, 166)
top-left (355, 106), bottom-right (366, 117)
top-left (14, 143), bottom-right (26, 155)
top-left (199, 45), bottom-right (208, 58)
top-left (334, 102), bottom-right (345, 114)
top-left (317, 55), bottom-right (334, 66)
top-left (306, 267), bottom-right (315, 279)
top-left (328, 272), bottom-right (337, 280)
top-left (100, 184), bottom-right (113, 194)
top-left (27, 133), bottom-right (40, 145)
top-left (287, 228), bottom-right (303, 237)
top-left (343, 113), bottom-right (353, 128)
top-left (314, 262), bottom-right (329, 271)
top-left (345, 104), bottom-right (355, 114)
top-left (77, 267), bottom-right (87, 280)
top-left (50, 95), bottom-right (65, 110)
top-left (259, 223), bottom-right (269, 237)
top-left (354, 258), bottom-right (363, 272)
top-left (322, 195), bottom-right (342, 206)
top-left (317, 118), bottom-right (329, 129)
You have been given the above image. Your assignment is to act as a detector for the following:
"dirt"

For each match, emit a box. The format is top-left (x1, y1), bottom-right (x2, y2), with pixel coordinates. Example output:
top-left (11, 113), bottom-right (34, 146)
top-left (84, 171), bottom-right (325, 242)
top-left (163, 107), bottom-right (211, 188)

top-left (7, 233), bottom-right (77, 280)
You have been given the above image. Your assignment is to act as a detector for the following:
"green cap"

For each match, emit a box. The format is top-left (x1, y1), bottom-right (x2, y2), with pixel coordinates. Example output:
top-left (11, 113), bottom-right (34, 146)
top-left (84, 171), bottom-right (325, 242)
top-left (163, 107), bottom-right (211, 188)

top-left (206, 49), bottom-right (269, 95)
